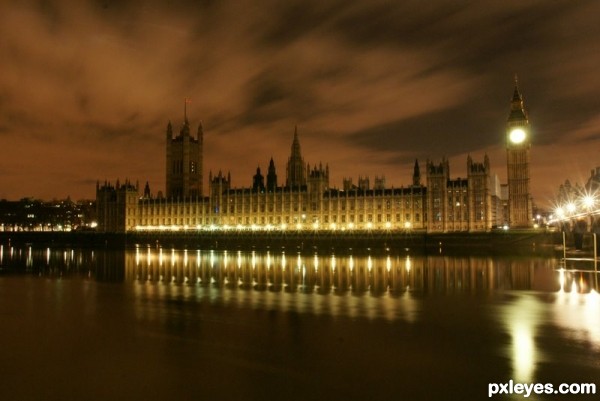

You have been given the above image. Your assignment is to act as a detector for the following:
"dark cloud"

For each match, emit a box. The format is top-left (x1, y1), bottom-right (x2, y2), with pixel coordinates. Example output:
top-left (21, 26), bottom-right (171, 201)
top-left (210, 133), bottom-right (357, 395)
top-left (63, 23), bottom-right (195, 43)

top-left (348, 105), bottom-right (497, 158)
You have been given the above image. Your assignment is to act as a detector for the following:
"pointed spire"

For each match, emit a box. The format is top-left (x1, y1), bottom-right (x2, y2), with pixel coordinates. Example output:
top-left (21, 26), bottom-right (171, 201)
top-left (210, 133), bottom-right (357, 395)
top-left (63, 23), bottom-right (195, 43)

top-left (286, 125), bottom-right (306, 187)
top-left (143, 181), bottom-right (151, 198)
top-left (512, 74), bottom-right (522, 102)
top-left (267, 157), bottom-right (277, 191)
top-left (412, 159), bottom-right (421, 186)
top-left (508, 75), bottom-right (528, 122)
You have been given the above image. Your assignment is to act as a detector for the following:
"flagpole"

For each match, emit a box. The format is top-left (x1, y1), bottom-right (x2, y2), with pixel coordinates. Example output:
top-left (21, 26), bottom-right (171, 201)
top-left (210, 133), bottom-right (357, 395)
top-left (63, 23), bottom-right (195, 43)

top-left (184, 98), bottom-right (191, 121)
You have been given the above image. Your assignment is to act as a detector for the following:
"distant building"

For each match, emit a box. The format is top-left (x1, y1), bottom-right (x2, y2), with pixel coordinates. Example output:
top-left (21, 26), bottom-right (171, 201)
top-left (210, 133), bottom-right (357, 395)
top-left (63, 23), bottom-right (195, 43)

top-left (489, 174), bottom-right (505, 227)
top-left (553, 165), bottom-right (599, 230)
top-left (556, 179), bottom-right (583, 205)
top-left (97, 81), bottom-right (534, 233)
top-left (0, 198), bottom-right (96, 231)
top-left (586, 167), bottom-right (600, 193)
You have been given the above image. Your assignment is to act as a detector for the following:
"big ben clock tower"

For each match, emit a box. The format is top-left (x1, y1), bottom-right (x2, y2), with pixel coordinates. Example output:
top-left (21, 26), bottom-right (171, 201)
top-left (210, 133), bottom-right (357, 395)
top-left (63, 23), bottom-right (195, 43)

top-left (506, 76), bottom-right (533, 228)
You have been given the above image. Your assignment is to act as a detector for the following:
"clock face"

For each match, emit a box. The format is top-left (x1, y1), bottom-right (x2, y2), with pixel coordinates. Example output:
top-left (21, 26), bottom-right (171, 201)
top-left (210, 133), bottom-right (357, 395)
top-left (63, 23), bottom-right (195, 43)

top-left (509, 128), bottom-right (526, 144)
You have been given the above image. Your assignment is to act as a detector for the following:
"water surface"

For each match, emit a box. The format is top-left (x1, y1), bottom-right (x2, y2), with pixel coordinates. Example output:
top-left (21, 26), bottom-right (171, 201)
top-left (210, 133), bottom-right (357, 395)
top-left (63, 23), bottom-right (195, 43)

top-left (0, 245), bottom-right (598, 400)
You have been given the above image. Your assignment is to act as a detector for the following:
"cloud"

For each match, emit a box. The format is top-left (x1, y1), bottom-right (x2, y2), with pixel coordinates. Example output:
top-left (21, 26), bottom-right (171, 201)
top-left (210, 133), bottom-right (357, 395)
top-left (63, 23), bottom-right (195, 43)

top-left (0, 0), bottom-right (599, 206)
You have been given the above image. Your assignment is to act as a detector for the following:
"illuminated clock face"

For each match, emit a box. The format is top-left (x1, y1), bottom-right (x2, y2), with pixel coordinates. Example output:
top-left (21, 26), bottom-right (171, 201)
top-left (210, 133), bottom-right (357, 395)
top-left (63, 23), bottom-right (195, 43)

top-left (509, 128), bottom-right (526, 144)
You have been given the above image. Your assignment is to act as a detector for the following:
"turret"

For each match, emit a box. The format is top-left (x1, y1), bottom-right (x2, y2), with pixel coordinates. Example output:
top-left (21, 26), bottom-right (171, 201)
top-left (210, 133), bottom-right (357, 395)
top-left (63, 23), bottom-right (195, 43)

top-left (253, 166), bottom-right (265, 191)
top-left (266, 157), bottom-right (277, 191)
top-left (143, 181), bottom-right (151, 198)
top-left (412, 159), bottom-right (421, 186)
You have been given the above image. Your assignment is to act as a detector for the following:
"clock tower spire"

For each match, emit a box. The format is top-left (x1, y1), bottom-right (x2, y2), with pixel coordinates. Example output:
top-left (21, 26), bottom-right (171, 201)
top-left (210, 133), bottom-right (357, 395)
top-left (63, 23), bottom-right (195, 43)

top-left (506, 75), bottom-right (533, 228)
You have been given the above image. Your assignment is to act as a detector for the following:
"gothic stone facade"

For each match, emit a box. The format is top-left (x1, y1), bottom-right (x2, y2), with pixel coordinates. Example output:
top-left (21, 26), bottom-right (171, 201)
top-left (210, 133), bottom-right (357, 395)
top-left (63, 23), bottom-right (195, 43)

top-left (96, 133), bottom-right (494, 233)
top-left (97, 83), bottom-right (530, 233)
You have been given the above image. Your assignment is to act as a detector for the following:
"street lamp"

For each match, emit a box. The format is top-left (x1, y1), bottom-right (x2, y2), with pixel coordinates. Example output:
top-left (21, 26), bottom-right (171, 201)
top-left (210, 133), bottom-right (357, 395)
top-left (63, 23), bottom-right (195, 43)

top-left (582, 195), bottom-right (596, 210)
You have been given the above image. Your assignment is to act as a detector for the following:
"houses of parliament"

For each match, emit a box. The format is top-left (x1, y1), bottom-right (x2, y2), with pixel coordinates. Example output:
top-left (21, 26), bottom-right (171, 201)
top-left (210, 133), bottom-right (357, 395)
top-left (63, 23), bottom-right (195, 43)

top-left (96, 81), bottom-right (533, 233)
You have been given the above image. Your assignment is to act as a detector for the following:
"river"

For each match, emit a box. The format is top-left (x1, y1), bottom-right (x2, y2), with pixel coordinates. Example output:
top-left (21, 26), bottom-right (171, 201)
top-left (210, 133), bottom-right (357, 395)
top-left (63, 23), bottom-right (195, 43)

top-left (0, 244), bottom-right (598, 400)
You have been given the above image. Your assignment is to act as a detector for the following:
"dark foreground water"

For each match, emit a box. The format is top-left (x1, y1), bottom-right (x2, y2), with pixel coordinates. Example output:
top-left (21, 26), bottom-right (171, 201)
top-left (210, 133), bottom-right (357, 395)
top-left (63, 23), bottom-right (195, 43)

top-left (0, 244), bottom-right (598, 401)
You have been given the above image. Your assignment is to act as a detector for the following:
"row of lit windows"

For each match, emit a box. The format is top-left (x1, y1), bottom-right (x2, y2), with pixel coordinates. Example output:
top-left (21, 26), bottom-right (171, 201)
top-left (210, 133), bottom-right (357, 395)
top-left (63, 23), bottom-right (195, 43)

top-left (136, 212), bottom-right (423, 227)
top-left (137, 200), bottom-right (425, 216)
top-left (217, 198), bottom-right (423, 208)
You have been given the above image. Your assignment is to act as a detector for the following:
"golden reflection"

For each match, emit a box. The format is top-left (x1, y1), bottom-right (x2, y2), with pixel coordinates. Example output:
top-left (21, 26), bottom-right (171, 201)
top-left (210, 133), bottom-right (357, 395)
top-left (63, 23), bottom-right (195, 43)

top-left (570, 280), bottom-right (578, 295)
top-left (513, 323), bottom-right (535, 381)
top-left (504, 297), bottom-right (542, 383)
top-left (558, 268), bottom-right (565, 291)
top-left (26, 246), bottom-right (32, 268)
top-left (118, 249), bottom-right (561, 296)
top-left (16, 246), bottom-right (600, 330)
top-left (555, 284), bottom-right (600, 348)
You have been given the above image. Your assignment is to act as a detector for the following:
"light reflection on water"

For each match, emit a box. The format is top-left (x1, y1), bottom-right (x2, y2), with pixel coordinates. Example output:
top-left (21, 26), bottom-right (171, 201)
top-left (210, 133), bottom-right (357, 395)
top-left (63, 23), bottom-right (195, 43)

top-left (1, 245), bottom-right (598, 297)
top-left (1, 244), bottom-right (599, 398)
top-left (123, 247), bottom-right (600, 295)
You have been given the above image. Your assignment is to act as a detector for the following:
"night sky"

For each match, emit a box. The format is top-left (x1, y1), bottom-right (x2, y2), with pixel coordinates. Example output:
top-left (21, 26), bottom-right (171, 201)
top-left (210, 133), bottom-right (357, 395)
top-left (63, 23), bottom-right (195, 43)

top-left (1, 0), bottom-right (599, 208)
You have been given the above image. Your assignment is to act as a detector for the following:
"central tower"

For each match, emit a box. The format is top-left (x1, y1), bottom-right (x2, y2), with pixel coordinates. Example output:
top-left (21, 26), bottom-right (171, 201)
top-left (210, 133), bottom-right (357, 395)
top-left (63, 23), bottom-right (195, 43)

top-left (506, 77), bottom-right (532, 228)
top-left (286, 126), bottom-right (306, 188)
top-left (166, 106), bottom-right (203, 198)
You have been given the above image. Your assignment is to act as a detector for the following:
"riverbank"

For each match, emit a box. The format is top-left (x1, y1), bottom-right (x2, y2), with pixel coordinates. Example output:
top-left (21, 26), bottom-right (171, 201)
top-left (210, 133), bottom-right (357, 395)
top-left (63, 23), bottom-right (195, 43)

top-left (0, 229), bottom-right (569, 256)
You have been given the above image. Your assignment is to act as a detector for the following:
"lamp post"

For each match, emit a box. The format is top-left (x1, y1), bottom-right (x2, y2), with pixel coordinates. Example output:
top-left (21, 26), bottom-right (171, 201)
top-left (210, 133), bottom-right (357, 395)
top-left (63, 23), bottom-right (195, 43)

top-left (553, 192), bottom-right (598, 252)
